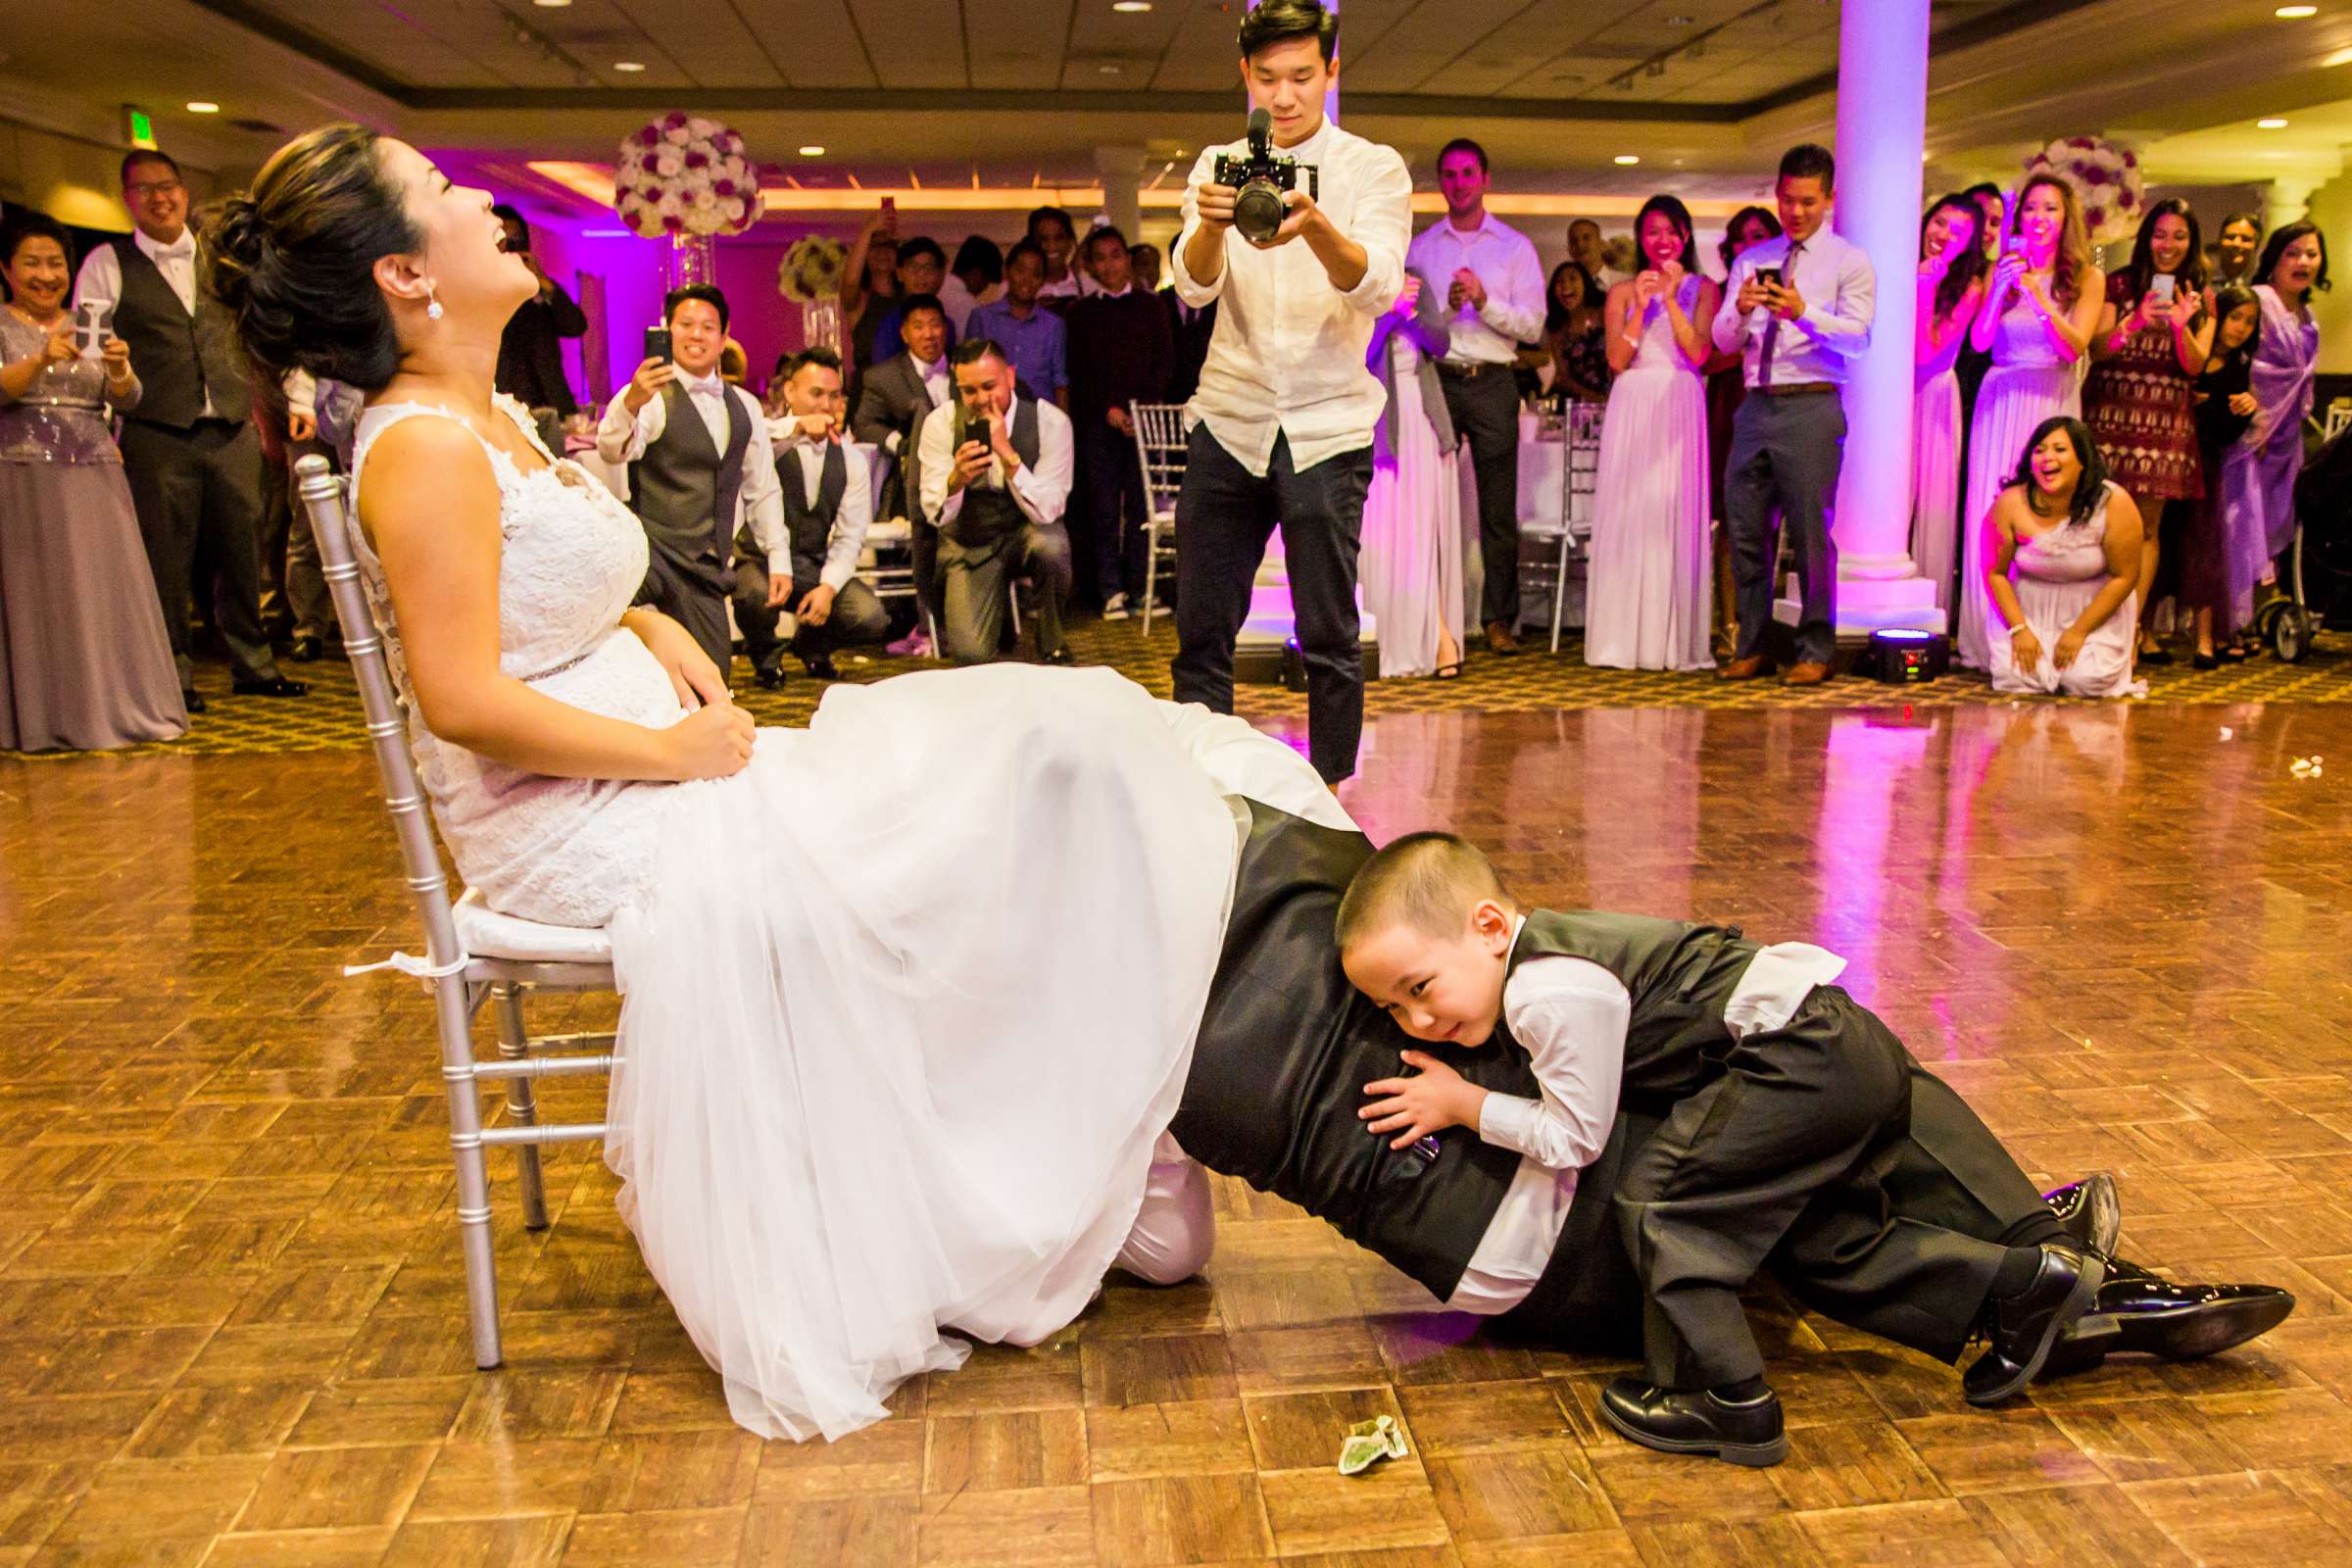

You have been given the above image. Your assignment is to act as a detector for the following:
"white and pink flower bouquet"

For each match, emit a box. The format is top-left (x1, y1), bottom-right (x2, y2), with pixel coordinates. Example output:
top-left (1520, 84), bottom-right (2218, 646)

top-left (614, 113), bottom-right (761, 239)
top-left (777, 236), bottom-right (848, 304)
top-left (2023, 135), bottom-right (2145, 248)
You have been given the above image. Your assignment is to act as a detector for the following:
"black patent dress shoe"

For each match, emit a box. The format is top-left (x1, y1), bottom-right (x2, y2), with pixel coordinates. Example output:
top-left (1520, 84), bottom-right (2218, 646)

top-left (752, 666), bottom-right (787, 691)
top-left (1598, 1377), bottom-right (1788, 1467)
top-left (289, 635), bottom-right (324, 662)
top-left (1964, 1245), bottom-right (2104, 1405)
top-left (1041, 647), bottom-right (1075, 666)
top-left (2042, 1173), bottom-right (2121, 1259)
top-left (2054, 1276), bottom-right (2296, 1374)
top-left (802, 655), bottom-right (842, 681)
top-left (231, 675), bottom-right (310, 698)
top-left (181, 689), bottom-right (207, 714)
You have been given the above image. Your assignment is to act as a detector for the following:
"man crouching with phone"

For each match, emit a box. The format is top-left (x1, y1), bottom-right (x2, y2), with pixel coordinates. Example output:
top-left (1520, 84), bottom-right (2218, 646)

top-left (1168, 0), bottom-right (1412, 786)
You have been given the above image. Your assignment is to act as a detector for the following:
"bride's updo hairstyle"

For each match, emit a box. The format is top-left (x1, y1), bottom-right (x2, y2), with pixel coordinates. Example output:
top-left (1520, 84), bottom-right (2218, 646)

top-left (206, 122), bottom-right (421, 393)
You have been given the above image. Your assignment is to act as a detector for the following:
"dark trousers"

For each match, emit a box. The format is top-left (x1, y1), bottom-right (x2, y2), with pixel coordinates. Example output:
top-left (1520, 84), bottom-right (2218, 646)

top-left (259, 436), bottom-right (333, 641)
top-left (1724, 389), bottom-right (1845, 665)
top-left (1077, 417), bottom-right (1150, 602)
top-left (1615, 987), bottom-right (1921, 1389)
top-left (730, 556), bottom-right (894, 678)
top-left (1171, 428), bottom-right (1372, 784)
top-left (639, 544), bottom-right (734, 674)
top-left (117, 417), bottom-right (280, 688)
top-left (939, 524), bottom-right (1071, 663)
top-left (1438, 367), bottom-right (1523, 629)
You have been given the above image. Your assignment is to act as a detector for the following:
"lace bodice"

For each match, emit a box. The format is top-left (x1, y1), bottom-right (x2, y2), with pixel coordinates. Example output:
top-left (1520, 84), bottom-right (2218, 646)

top-left (349, 394), bottom-right (685, 927)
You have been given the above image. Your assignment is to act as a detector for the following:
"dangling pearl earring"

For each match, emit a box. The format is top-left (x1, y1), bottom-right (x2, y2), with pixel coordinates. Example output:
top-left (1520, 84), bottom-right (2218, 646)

top-left (425, 284), bottom-right (444, 321)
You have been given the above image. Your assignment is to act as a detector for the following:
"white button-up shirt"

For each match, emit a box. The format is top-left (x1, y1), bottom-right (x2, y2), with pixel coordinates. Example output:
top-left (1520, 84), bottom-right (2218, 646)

top-left (1171, 118), bottom-right (1412, 476)
top-left (772, 431), bottom-right (874, 593)
top-left (1710, 228), bottom-right (1876, 390)
top-left (1446, 918), bottom-right (1850, 1314)
top-left (74, 225), bottom-right (215, 417)
top-left (595, 376), bottom-right (786, 559)
top-left (1405, 211), bottom-right (1545, 367)
top-left (916, 393), bottom-right (1075, 531)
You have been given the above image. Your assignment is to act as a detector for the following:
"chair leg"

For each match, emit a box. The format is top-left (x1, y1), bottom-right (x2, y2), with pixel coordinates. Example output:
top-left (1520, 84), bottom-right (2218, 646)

top-left (1551, 535), bottom-right (1570, 656)
top-left (491, 982), bottom-right (550, 1232)
top-left (1143, 521), bottom-right (1159, 636)
top-left (1008, 580), bottom-right (1023, 636)
top-left (434, 980), bottom-right (503, 1369)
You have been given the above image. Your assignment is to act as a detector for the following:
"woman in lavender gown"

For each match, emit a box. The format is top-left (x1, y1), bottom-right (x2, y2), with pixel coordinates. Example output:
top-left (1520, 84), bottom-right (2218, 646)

top-left (0, 212), bottom-right (186, 752)
top-left (1912, 194), bottom-right (1987, 616)
top-left (1359, 273), bottom-right (1464, 678)
top-left (2218, 221), bottom-right (2325, 641)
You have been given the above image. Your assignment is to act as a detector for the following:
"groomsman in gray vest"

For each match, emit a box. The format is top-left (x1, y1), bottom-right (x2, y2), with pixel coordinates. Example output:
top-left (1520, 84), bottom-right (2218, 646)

top-left (74, 149), bottom-right (304, 710)
top-left (917, 339), bottom-right (1075, 665)
top-left (732, 348), bottom-right (893, 687)
top-left (596, 284), bottom-right (784, 676)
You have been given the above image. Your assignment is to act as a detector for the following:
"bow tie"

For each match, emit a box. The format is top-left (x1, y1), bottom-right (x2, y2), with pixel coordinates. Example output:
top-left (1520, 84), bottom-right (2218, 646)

top-left (679, 372), bottom-right (725, 400)
top-left (149, 238), bottom-right (195, 263)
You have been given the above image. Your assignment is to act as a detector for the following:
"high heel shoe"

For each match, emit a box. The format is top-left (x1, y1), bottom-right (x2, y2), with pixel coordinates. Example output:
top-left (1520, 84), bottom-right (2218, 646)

top-left (2192, 651), bottom-right (2220, 670)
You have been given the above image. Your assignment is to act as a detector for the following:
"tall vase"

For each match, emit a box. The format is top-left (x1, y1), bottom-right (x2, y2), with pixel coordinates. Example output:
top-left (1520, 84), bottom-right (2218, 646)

top-left (665, 232), bottom-right (717, 291)
top-left (799, 299), bottom-right (842, 356)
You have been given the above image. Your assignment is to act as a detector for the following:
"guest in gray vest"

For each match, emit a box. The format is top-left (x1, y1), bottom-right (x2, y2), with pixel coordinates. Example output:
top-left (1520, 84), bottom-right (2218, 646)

top-left (595, 284), bottom-right (784, 676)
top-left (74, 149), bottom-right (304, 710)
top-left (732, 348), bottom-right (895, 687)
top-left (916, 338), bottom-right (1075, 665)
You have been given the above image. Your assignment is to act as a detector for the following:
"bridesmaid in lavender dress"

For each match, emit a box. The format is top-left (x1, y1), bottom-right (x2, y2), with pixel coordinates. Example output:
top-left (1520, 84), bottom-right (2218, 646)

top-left (1957, 176), bottom-right (2106, 667)
top-left (1359, 273), bottom-right (1464, 679)
top-left (1584, 195), bottom-right (1718, 671)
top-left (1912, 194), bottom-right (1987, 615)
top-left (1984, 416), bottom-right (2146, 700)
top-left (2219, 222), bottom-right (2325, 636)
top-left (0, 212), bottom-right (186, 752)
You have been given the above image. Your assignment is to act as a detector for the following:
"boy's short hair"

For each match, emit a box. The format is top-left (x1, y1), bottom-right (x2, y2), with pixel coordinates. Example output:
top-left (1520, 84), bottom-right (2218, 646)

top-left (1239, 0), bottom-right (1339, 63)
top-left (1335, 832), bottom-right (1514, 953)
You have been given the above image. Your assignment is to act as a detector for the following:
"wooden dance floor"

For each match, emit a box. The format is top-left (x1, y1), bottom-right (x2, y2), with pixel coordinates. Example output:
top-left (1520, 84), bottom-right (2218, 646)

top-left (6, 695), bottom-right (2352, 1565)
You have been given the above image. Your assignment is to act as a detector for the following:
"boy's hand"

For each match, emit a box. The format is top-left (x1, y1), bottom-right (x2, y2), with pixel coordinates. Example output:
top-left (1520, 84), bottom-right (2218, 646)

top-left (1361, 1052), bottom-right (1486, 1151)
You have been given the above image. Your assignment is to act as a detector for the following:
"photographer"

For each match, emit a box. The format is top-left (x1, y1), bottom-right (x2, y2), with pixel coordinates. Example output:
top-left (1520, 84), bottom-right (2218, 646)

top-left (1168, 0), bottom-right (1412, 785)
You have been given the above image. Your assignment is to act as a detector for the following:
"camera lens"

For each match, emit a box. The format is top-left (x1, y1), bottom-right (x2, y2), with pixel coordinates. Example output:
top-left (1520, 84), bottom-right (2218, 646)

top-left (1234, 180), bottom-right (1287, 244)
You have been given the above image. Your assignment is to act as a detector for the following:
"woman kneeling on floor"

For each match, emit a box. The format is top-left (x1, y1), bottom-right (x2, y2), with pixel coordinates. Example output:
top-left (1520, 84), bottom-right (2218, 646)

top-left (1984, 415), bottom-right (2147, 700)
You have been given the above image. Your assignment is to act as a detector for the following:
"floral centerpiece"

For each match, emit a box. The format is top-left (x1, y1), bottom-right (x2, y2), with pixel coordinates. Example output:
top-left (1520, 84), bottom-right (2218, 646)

top-left (2023, 135), bottom-right (2144, 249)
top-left (778, 235), bottom-right (849, 356)
top-left (615, 113), bottom-right (760, 288)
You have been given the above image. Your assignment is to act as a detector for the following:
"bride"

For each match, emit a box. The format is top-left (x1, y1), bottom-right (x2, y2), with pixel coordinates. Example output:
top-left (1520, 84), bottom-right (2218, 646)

top-left (207, 125), bottom-right (1307, 1441)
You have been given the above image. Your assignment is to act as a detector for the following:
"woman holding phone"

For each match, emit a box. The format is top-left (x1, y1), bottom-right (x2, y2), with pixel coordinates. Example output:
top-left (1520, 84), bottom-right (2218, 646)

top-left (1956, 174), bottom-right (2105, 667)
top-left (2084, 199), bottom-right (2212, 663)
top-left (1912, 194), bottom-right (1988, 614)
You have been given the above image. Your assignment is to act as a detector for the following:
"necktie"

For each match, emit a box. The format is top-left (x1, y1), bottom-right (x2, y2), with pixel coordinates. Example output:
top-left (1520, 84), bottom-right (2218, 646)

top-left (1757, 240), bottom-right (1802, 387)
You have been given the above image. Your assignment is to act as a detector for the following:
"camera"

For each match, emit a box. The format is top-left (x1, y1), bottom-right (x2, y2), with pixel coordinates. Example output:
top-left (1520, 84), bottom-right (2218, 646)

top-left (1214, 109), bottom-right (1319, 245)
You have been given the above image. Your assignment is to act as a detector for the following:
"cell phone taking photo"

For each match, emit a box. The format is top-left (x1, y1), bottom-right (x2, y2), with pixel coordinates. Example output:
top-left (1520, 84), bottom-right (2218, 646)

top-left (74, 299), bottom-right (114, 360)
top-left (644, 325), bottom-right (672, 365)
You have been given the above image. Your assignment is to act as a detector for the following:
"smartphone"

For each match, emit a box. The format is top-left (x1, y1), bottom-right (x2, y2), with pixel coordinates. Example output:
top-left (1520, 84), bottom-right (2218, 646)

top-left (644, 325), bottom-right (672, 365)
top-left (74, 299), bottom-right (114, 360)
top-left (2149, 273), bottom-right (2177, 305)
top-left (879, 194), bottom-right (897, 230)
top-left (1755, 267), bottom-right (1784, 290)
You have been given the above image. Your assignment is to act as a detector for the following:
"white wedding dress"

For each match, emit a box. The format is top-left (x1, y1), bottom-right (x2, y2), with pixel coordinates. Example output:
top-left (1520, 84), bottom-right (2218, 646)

top-left (349, 396), bottom-right (1252, 1441)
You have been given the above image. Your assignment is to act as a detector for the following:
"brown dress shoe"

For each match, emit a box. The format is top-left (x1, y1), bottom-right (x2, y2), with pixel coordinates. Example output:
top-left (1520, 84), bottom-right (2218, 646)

top-left (1717, 655), bottom-right (1772, 681)
top-left (1484, 620), bottom-right (1522, 656)
top-left (1780, 661), bottom-right (1831, 686)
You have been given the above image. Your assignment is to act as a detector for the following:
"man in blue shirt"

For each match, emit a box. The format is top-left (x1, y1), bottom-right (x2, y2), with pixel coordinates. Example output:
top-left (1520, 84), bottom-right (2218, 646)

top-left (966, 240), bottom-right (1070, 412)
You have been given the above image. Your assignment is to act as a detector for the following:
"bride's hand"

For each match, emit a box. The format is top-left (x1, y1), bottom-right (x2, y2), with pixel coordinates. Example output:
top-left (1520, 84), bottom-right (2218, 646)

top-left (663, 703), bottom-right (756, 780)
top-left (625, 609), bottom-right (730, 710)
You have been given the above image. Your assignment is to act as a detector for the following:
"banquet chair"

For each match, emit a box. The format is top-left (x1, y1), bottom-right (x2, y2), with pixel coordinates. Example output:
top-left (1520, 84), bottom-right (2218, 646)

top-left (1519, 402), bottom-right (1602, 654)
top-left (297, 455), bottom-right (619, 1373)
top-left (1130, 402), bottom-right (1188, 635)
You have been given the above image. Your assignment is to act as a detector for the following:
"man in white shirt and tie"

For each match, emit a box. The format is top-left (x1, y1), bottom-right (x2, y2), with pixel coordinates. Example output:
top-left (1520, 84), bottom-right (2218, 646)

top-left (1406, 139), bottom-right (1546, 655)
top-left (1169, 0), bottom-right (1413, 785)
top-left (1710, 143), bottom-right (1876, 687)
top-left (731, 347), bottom-right (893, 689)
top-left (75, 149), bottom-right (304, 710)
top-left (597, 283), bottom-right (785, 676)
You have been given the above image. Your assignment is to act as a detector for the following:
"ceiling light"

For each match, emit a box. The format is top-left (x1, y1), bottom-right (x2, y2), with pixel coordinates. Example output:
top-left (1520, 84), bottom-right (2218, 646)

top-left (613, 60), bottom-right (646, 73)
top-left (1112, 1), bottom-right (1153, 11)
top-left (1613, 154), bottom-right (1641, 166)
top-left (2328, 45), bottom-right (2352, 64)
top-left (2260, 117), bottom-right (2291, 128)
top-left (185, 101), bottom-right (219, 114)
top-left (2277, 4), bottom-right (2318, 16)
top-left (533, 0), bottom-right (572, 7)
top-left (1098, 63), bottom-right (1125, 74)
top-left (799, 145), bottom-right (826, 157)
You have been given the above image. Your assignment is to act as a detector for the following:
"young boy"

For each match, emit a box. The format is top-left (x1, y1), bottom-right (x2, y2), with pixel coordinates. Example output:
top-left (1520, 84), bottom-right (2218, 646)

top-left (1335, 831), bottom-right (2105, 1467)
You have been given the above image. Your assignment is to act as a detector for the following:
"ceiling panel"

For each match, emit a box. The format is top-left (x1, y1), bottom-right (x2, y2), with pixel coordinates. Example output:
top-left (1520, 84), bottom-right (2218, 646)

top-left (845, 0), bottom-right (969, 88)
top-left (966, 0), bottom-right (1074, 91)
top-left (233, 0), bottom-right (511, 88)
top-left (591, 0), bottom-right (793, 88)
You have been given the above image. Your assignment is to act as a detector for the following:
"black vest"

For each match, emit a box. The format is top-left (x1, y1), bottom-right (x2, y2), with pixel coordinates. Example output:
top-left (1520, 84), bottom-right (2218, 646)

top-left (1171, 805), bottom-right (1541, 1302)
top-left (1503, 909), bottom-right (1762, 1100)
top-left (107, 237), bottom-right (250, 432)
top-left (942, 396), bottom-right (1041, 548)
top-left (775, 440), bottom-right (848, 583)
top-left (628, 382), bottom-right (751, 573)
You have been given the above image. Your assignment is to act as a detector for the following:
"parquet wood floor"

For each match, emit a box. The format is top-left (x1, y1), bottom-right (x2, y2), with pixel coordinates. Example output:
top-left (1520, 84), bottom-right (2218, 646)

top-left (5, 695), bottom-right (2352, 1565)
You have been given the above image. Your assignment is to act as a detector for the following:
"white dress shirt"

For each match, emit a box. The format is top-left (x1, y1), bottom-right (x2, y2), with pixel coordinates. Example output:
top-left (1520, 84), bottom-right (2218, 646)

top-left (916, 392), bottom-right (1074, 531)
top-left (881, 356), bottom-right (953, 458)
top-left (595, 375), bottom-right (786, 559)
top-left (1039, 270), bottom-right (1097, 302)
top-left (935, 275), bottom-right (1001, 336)
top-left (1446, 918), bottom-right (1850, 1314)
top-left (1171, 118), bottom-right (1412, 476)
top-left (75, 225), bottom-right (214, 417)
top-left (1405, 212), bottom-right (1546, 366)
top-left (1710, 228), bottom-right (1876, 389)
top-left (772, 431), bottom-right (874, 593)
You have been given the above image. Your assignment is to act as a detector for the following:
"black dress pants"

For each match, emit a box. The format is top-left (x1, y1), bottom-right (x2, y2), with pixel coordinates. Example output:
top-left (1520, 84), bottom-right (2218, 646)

top-left (1724, 389), bottom-right (1846, 666)
top-left (1438, 366), bottom-right (1522, 630)
top-left (1170, 428), bottom-right (1372, 784)
top-left (117, 417), bottom-right (281, 688)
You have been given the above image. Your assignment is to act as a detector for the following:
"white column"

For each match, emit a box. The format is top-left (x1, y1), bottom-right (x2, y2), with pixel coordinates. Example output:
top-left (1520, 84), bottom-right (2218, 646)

top-left (2269, 174), bottom-right (2319, 226)
top-left (1095, 145), bottom-right (1145, 237)
top-left (1827, 0), bottom-right (1940, 634)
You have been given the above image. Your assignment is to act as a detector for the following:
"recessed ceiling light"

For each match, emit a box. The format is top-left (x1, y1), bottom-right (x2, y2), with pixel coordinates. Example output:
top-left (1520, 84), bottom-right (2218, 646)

top-left (799, 145), bottom-right (825, 157)
top-left (1613, 154), bottom-right (1641, 166)
top-left (2277, 4), bottom-right (2319, 16)
top-left (613, 60), bottom-right (646, 73)
top-left (2328, 45), bottom-right (2352, 64)
top-left (533, 0), bottom-right (572, 7)
top-left (2259, 117), bottom-right (2290, 128)
top-left (1113, 1), bottom-right (1153, 11)
top-left (1098, 62), bottom-right (1124, 74)
top-left (185, 101), bottom-right (219, 114)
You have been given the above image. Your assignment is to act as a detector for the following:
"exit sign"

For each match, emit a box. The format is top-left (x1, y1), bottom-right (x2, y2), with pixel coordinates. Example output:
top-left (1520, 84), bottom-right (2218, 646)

top-left (123, 107), bottom-right (156, 150)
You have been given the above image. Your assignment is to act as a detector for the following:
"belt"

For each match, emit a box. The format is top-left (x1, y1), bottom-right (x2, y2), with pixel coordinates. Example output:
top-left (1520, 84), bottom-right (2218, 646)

top-left (1755, 381), bottom-right (1841, 398)
top-left (1434, 360), bottom-right (1509, 379)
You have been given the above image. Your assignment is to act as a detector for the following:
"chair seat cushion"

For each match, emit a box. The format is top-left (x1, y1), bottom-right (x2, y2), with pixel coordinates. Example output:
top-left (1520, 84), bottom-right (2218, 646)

top-left (453, 887), bottom-right (613, 963)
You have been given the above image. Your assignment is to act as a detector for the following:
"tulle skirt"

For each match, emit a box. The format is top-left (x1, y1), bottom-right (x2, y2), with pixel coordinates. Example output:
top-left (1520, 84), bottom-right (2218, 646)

top-left (1585, 366), bottom-right (1712, 671)
top-left (604, 664), bottom-right (1245, 1441)
top-left (1959, 363), bottom-right (2081, 667)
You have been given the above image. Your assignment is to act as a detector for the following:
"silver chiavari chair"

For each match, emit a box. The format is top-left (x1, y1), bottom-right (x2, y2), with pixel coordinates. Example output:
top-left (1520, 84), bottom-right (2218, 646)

top-left (298, 454), bottom-right (620, 1371)
top-left (1130, 402), bottom-right (1188, 636)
